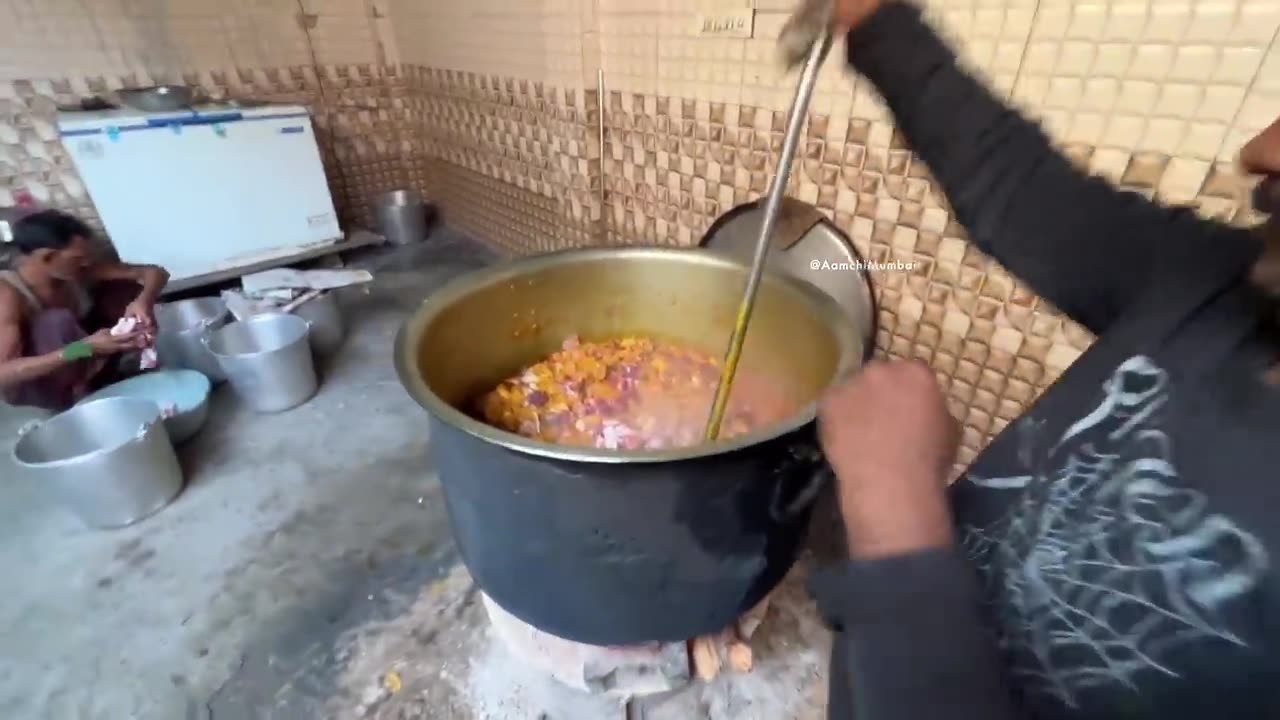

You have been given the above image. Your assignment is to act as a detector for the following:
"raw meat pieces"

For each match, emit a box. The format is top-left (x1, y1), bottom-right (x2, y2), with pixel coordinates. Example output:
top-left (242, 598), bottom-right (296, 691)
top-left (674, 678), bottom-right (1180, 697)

top-left (110, 315), bottom-right (158, 370)
top-left (478, 335), bottom-right (798, 450)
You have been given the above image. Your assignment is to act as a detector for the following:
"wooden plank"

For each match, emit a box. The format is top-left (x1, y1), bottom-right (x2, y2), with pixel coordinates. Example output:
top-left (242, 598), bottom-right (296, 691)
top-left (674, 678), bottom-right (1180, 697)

top-left (160, 230), bottom-right (384, 295)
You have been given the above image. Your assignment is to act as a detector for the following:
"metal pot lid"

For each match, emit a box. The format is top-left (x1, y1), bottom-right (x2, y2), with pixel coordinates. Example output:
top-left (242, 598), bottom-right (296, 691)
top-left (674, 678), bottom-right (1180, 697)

top-left (700, 200), bottom-right (876, 353)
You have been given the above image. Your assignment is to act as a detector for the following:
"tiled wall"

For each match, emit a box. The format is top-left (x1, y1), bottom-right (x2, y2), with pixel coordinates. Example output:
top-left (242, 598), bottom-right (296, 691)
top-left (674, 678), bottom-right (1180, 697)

top-left (386, 0), bottom-right (606, 254)
top-left (388, 0), bottom-right (1279, 465)
top-left (0, 0), bottom-right (409, 229)
top-left (5, 0), bottom-right (1278, 462)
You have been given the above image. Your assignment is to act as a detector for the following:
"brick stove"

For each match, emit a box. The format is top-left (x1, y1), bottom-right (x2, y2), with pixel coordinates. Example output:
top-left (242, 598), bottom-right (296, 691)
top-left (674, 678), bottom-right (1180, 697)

top-left (482, 591), bottom-right (771, 698)
top-left (327, 562), bottom-right (830, 719)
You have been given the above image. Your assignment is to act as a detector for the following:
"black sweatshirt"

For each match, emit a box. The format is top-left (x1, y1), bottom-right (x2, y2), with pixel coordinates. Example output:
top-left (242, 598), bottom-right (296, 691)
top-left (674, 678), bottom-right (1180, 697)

top-left (808, 4), bottom-right (1280, 719)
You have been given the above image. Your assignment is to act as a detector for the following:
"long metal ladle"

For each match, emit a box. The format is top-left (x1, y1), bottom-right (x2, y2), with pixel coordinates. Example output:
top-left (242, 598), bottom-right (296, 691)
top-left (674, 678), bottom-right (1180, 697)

top-left (704, 32), bottom-right (834, 441)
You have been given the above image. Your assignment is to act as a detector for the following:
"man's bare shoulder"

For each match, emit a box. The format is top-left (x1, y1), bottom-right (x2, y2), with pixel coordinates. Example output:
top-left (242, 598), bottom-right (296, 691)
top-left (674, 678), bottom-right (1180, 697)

top-left (0, 282), bottom-right (24, 323)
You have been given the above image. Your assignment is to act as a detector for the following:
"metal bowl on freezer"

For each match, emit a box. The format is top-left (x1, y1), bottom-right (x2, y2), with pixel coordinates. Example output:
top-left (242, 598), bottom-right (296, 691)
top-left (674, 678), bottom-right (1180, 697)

top-left (116, 85), bottom-right (196, 112)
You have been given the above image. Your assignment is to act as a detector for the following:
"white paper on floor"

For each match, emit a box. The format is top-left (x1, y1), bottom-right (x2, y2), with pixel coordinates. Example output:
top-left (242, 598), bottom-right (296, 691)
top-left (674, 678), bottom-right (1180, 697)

top-left (240, 268), bottom-right (372, 295)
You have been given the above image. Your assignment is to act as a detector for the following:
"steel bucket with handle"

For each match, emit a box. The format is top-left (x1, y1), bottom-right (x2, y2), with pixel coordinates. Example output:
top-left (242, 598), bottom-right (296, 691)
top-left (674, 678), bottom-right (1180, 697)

top-left (11, 396), bottom-right (185, 529)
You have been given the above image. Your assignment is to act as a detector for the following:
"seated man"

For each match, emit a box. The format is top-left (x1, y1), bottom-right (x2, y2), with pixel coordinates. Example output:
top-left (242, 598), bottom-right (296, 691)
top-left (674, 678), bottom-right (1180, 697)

top-left (0, 210), bottom-right (169, 411)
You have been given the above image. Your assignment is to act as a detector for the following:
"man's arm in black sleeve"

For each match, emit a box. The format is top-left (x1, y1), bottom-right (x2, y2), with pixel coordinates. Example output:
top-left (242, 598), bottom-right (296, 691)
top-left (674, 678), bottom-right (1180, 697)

top-left (846, 2), bottom-right (1256, 335)
top-left (810, 547), bottom-right (1021, 719)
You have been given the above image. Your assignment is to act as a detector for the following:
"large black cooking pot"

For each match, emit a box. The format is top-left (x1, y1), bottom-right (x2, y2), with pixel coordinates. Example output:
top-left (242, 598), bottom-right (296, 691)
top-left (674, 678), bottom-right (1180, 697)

top-left (395, 247), bottom-right (867, 645)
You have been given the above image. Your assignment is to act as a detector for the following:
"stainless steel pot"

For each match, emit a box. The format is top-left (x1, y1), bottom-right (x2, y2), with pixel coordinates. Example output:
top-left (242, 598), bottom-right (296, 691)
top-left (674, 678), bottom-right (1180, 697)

top-left (206, 313), bottom-right (318, 413)
top-left (376, 189), bottom-right (429, 245)
top-left (117, 84), bottom-right (195, 112)
top-left (396, 247), bottom-right (871, 644)
top-left (293, 292), bottom-right (345, 357)
top-left (11, 397), bottom-right (185, 529)
top-left (156, 297), bottom-right (229, 382)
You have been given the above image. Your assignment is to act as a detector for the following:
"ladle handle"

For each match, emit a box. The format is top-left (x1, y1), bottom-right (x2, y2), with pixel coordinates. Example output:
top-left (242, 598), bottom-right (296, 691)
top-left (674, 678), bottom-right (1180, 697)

top-left (704, 32), bottom-right (833, 441)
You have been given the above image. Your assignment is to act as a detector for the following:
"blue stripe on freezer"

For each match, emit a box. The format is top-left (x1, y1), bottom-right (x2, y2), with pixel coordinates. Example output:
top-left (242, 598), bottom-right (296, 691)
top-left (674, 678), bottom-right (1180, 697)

top-left (145, 112), bottom-right (243, 127)
top-left (58, 111), bottom-right (311, 138)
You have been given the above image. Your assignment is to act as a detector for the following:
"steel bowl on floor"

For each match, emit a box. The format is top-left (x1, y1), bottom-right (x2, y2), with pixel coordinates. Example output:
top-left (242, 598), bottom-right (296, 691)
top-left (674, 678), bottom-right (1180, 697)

top-left (205, 313), bottom-right (317, 413)
top-left (156, 296), bottom-right (230, 382)
top-left (12, 396), bottom-right (185, 529)
top-left (81, 369), bottom-right (212, 444)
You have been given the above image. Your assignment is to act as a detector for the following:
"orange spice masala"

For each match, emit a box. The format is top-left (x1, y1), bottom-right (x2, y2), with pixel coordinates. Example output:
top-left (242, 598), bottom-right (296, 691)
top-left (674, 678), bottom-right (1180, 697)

top-left (478, 335), bottom-right (799, 450)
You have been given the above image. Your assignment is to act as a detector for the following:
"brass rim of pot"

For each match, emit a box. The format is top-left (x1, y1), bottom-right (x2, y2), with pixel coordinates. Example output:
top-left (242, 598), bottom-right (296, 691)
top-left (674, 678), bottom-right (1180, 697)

top-left (394, 247), bottom-right (863, 464)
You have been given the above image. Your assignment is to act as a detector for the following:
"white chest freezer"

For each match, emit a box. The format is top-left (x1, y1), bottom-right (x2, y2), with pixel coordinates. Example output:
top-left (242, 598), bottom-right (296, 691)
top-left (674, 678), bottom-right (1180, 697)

top-left (58, 104), bottom-right (342, 283)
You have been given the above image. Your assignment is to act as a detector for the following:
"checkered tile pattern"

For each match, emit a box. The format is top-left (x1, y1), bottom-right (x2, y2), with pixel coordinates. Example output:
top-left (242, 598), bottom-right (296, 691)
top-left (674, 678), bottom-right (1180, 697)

top-left (413, 69), bottom-right (600, 254)
top-left (596, 90), bottom-right (1263, 469)
top-left (5, 0), bottom-right (1278, 466)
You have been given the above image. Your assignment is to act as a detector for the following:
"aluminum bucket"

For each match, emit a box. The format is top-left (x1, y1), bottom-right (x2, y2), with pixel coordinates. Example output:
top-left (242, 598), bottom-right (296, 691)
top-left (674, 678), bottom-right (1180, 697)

top-left (156, 297), bottom-right (229, 382)
top-left (293, 293), bottom-right (345, 357)
top-left (12, 397), bottom-right (185, 529)
top-left (375, 189), bottom-right (428, 245)
top-left (205, 313), bottom-right (317, 413)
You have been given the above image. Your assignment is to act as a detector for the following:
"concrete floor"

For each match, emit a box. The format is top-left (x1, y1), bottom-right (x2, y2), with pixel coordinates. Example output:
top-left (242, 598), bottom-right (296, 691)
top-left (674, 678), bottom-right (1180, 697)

top-left (0, 230), bottom-right (836, 720)
top-left (0, 231), bottom-right (487, 719)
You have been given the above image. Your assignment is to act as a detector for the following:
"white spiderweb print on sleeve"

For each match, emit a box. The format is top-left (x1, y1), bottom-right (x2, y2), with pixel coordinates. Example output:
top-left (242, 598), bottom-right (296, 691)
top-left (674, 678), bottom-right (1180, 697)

top-left (962, 356), bottom-right (1268, 709)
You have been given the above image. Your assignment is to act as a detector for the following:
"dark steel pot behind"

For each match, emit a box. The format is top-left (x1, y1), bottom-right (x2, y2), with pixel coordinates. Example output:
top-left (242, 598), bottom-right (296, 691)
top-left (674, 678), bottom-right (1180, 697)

top-left (396, 247), bottom-right (867, 645)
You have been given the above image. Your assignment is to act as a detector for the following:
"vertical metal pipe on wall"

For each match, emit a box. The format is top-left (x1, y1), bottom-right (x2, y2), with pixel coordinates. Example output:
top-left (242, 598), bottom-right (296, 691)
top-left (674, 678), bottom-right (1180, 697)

top-left (597, 68), bottom-right (607, 246)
